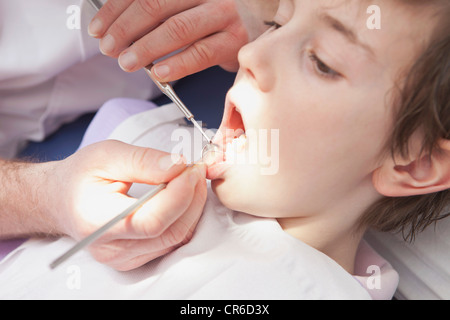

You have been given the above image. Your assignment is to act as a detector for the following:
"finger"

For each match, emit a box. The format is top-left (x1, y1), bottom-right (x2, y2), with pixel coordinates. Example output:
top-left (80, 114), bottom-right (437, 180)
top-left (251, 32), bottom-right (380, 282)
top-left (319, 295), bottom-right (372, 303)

top-left (156, 164), bottom-right (207, 248)
top-left (151, 26), bottom-right (247, 82)
top-left (88, 0), bottom-right (134, 38)
top-left (131, 165), bottom-right (206, 239)
top-left (90, 140), bottom-right (186, 184)
top-left (117, 3), bottom-right (227, 71)
top-left (112, 164), bottom-right (205, 239)
top-left (88, 237), bottom-right (175, 271)
top-left (108, 247), bottom-right (175, 271)
top-left (99, 0), bottom-right (199, 57)
top-left (95, 166), bottom-right (207, 271)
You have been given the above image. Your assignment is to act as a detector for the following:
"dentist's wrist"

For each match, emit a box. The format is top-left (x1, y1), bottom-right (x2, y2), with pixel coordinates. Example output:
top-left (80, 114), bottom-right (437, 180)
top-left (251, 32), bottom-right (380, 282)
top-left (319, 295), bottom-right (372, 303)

top-left (0, 159), bottom-right (62, 239)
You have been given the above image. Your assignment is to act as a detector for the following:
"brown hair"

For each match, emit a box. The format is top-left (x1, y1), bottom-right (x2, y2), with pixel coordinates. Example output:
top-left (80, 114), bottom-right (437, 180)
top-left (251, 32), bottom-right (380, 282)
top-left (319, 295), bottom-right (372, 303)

top-left (359, 1), bottom-right (450, 241)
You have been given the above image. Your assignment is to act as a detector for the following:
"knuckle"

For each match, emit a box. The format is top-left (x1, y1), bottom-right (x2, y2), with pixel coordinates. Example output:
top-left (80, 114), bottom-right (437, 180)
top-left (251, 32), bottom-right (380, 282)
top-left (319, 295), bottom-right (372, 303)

top-left (190, 42), bottom-right (214, 66)
top-left (142, 214), bottom-right (166, 238)
top-left (101, 0), bottom-right (122, 19)
top-left (229, 23), bottom-right (249, 45)
top-left (134, 37), bottom-right (157, 64)
top-left (166, 15), bottom-right (194, 43)
top-left (109, 21), bottom-right (128, 44)
top-left (163, 223), bottom-right (189, 247)
top-left (137, 0), bottom-right (166, 19)
top-left (130, 147), bottom-right (152, 173)
top-left (137, 41), bottom-right (154, 63)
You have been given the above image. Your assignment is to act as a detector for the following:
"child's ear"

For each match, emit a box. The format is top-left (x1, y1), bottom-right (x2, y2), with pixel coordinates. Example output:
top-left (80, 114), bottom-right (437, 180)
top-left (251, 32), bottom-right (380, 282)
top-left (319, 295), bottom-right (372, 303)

top-left (373, 139), bottom-right (450, 197)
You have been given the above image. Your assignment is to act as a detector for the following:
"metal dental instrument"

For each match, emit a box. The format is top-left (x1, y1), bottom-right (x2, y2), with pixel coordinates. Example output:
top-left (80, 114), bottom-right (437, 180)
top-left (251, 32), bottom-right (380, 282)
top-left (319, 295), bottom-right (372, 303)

top-left (144, 64), bottom-right (213, 143)
top-left (50, 183), bottom-right (167, 269)
top-left (88, 0), bottom-right (222, 165)
top-left (87, 0), bottom-right (213, 144)
top-left (50, 1), bottom-right (221, 269)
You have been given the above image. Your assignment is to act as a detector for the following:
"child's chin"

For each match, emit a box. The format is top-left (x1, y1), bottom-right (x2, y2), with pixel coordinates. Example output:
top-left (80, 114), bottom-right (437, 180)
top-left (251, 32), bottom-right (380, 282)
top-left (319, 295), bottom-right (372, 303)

top-left (211, 175), bottom-right (251, 211)
top-left (211, 178), bottom-right (239, 206)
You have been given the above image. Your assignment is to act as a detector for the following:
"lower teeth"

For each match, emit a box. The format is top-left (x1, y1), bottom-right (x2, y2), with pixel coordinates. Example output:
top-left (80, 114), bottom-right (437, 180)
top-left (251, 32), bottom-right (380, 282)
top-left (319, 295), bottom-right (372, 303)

top-left (225, 134), bottom-right (247, 163)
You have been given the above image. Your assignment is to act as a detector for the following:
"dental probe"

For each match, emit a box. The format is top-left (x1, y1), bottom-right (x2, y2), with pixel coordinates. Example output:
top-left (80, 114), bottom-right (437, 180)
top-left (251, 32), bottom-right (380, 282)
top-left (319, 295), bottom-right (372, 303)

top-left (49, 133), bottom-right (221, 270)
top-left (50, 183), bottom-right (167, 269)
top-left (49, 1), bottom-right (220, 270)
top-left (87, 0), bottom-right (212, 144)
top-left (144, 64), bottom-right (212, 143)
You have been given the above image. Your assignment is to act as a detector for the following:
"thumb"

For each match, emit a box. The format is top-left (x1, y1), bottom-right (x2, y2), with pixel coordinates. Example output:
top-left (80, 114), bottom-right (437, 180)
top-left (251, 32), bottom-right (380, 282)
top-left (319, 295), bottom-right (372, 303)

top-left (90, 140), bottom-right (186, 184)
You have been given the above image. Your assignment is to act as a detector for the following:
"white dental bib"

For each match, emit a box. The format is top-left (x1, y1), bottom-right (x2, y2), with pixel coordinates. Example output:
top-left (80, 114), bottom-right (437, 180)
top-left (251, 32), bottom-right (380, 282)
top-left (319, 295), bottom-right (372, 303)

top-left (0, 104), bottom-right (391, 300)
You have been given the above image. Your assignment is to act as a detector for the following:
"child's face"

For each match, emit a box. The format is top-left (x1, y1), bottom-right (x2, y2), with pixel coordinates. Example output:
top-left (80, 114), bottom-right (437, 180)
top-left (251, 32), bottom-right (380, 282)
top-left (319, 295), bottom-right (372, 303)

top-left (208, 0), bottom-right (432, 220)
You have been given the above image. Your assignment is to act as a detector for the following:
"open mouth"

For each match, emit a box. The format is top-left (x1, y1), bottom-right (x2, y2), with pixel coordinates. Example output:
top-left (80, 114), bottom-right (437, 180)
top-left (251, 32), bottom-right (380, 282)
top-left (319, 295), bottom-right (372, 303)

top-left (215, 103), bottom-right (247, 160)
top-left (206, 104), bottom-right (247, 179)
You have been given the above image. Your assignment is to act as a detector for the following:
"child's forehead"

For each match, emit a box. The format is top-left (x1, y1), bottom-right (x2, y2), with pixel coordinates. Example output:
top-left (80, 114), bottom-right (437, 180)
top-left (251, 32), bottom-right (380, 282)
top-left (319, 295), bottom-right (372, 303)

top-left (286, 0), bottom-right (435, 60)
top-left (288, 0), bottom-right (436, 25)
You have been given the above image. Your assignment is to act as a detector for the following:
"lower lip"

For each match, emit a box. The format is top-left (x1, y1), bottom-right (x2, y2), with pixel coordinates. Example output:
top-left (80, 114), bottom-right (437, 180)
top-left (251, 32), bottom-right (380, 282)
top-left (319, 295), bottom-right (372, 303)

top-left (204, 140), bottom-right (229, 180)
top-left (206, 134), bottom-right (247, 180)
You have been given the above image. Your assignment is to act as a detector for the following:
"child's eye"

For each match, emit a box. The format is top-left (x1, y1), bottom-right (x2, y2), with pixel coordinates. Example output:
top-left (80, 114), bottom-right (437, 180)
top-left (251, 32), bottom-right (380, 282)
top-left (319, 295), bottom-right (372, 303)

top-left (264, 20), bottom-right (282, 30)
top-left (308, 52), bottom-right (341, 79)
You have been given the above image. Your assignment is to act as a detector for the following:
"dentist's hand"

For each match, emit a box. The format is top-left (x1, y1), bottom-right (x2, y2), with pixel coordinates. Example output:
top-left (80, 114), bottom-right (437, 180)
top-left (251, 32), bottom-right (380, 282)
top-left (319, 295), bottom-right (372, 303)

top-left (50, 140), bottom-right (207, 271)
top-left (88, 0), bottom-right (249, 81)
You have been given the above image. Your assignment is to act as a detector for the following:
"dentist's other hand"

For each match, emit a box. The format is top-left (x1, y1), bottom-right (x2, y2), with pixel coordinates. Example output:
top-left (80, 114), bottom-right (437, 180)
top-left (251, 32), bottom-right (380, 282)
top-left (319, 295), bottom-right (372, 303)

top-left (51, 140), bottom-right (207, 271)
top-left (88, 0), bottom-right (249, 82)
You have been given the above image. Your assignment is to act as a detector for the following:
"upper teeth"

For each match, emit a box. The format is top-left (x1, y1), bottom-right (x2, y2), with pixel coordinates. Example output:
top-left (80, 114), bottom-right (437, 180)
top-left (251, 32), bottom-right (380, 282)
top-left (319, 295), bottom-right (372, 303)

top-left (225, 134), bottom-right (247, 164)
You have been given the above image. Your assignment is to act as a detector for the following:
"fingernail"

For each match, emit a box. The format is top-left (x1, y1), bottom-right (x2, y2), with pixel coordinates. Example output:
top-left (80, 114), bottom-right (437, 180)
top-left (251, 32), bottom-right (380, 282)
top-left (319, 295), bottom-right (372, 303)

top-left (153, 65), bottom-right (170, 80)
top-left (159, 154), bottom-right (184, 171)
top-left (119, 51), bottom-right (138, 71)
top-left (100, 34), bottom-right (115, 55)
top-left (88, 18), bottom-right (103, 37)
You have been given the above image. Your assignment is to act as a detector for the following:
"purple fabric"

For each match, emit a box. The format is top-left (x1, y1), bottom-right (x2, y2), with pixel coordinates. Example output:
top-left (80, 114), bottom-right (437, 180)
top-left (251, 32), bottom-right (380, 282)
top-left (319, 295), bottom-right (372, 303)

top-left (0, 239), bottom-right (27, 261)
top-left (0, 98), bottom-right (157, 262)
top-left (79, 98), bottom-right (157, 149)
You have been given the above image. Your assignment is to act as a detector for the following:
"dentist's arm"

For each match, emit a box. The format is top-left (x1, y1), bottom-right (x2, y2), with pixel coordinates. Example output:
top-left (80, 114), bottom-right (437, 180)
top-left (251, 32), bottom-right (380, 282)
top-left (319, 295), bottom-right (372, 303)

top-left (88, 0), bottom-right (280, 82)
top-left (0, 159), bottom-right (60, 238)
top-left (0, 140), bottom-right (207, 271)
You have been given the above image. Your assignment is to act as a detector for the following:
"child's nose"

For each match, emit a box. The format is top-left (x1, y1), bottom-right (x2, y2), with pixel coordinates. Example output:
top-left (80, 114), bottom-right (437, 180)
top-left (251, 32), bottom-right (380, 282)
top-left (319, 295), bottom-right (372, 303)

top-left (237, 37), bottom-right (275, 93)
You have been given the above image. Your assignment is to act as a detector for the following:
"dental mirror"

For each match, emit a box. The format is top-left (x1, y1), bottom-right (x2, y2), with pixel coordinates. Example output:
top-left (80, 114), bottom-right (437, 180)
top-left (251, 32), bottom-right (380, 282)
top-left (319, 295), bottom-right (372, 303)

top-left (201, 143), bottom-right (222, 165)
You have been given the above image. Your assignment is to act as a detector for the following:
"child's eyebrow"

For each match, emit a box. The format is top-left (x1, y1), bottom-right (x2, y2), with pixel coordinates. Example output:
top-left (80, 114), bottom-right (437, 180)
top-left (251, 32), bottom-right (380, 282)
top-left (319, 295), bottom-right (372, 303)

top-left (319, 13), bottom-right (376, 59)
